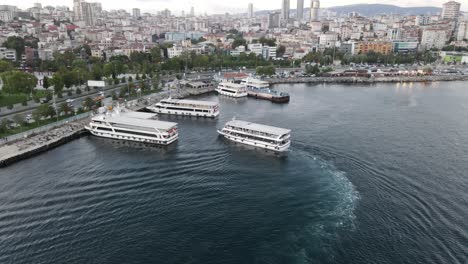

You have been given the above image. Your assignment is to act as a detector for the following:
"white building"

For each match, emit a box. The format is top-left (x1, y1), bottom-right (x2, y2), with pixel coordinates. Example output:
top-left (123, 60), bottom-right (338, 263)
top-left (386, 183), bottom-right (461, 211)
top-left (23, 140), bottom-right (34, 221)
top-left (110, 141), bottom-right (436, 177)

top-left (248, 3), bottom-right (253, 18)
top-left (248, 43), bottom-right (263, 56)
top-left (262, 46), bottom-right (277, 59)
top-left (0, 47), bottom-right (17, 61)
top-left (311, 0), bottom-right (320, 22)
top-left (132, 8), bottom-right (141, 18)
top-left (441, 1), bottom-right (461, 21)
top-left (319, 33), bottom-right (338, 48)
top-left (420, 29), bottom-right (447, 50)
top-left (281, 0), bottom-right (290, 21)
top-left (456, 21), bottom-right (468, 41)
top-left (0, 10), bottom-right (15, 22)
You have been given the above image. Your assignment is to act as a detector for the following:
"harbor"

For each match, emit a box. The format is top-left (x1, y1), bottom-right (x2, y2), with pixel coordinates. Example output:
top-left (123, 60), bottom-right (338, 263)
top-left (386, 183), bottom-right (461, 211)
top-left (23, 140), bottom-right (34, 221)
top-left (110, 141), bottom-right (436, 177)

top-left (2, 81), bottom-right (467, 264)
top-left (0, 86), bottom-right (216, 167)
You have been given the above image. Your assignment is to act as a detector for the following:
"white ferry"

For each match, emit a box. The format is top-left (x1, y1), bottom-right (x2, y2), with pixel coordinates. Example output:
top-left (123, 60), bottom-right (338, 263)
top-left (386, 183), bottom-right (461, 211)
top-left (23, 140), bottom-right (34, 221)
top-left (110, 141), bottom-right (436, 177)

top-left (85, 108), bottom-right (178, 145)
top-left (217, 119), bottom-right (291, 152)
top-left (215, 82), bottom-right (248, 98)
top-left (241, 77), bottom-right (270, 89)
top-left (147, 98), bottom-right (220, 118)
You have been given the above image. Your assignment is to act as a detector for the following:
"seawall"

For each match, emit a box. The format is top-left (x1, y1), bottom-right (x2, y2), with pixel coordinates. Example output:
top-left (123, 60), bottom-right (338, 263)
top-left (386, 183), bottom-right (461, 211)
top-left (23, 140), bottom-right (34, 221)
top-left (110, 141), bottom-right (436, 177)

top-left (268, 75), bottom-right (468, 84)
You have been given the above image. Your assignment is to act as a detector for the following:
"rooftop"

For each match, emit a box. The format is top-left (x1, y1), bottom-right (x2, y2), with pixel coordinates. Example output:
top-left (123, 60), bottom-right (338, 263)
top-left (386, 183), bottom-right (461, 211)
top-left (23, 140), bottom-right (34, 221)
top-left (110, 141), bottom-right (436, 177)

top-left (106, 116), bottom-right (177, 131)
top-left (226, 120), bottom-right (291, 136)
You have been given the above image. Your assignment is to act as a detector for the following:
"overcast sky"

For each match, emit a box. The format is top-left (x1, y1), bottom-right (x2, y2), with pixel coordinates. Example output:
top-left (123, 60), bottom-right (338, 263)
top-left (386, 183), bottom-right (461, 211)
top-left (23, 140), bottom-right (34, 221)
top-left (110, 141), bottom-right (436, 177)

top-left (3, 0), bottom-right (467, 14)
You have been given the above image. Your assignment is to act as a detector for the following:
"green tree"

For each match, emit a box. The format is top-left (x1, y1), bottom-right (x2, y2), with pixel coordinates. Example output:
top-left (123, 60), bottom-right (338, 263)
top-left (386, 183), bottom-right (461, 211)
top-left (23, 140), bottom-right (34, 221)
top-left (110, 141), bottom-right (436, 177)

top-left (13, 114), bottom-right (24, 128)
top-left (0, 60), bottom-right (13, 73)
top-left (58, 102), bottom-right (72, 116)
top-left (0, 71), bottom-right (38, 94)
top-left (2, 36), bottom-right (25, 58)
top-left (43, 76), bottom-right (50, 89)
top-left (83, 97), bottom-right (95, 109)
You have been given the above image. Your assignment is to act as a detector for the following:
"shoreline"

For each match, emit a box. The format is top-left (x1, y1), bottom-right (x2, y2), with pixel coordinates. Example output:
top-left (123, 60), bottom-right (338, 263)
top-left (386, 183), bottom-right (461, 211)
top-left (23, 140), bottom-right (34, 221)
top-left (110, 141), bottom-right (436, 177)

top-left (0, 87), bottom-right (216, 168)
top-left (268, 75), bottom-right (468, 84)
top-left (1, 76), bottom-right (466, 167)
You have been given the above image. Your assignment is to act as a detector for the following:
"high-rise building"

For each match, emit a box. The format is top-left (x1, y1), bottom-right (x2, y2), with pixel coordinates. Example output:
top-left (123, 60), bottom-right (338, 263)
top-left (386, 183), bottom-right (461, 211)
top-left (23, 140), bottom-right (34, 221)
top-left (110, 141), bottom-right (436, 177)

top-left (73, 0), bottom-right (82, 21)
top-left (456, 21), bottom-right (468, 40)
top-left (441, 1), bottom-right (461, 20)
top-left (268, 12), bottom-right (281, 29)
top-left (421, 29), bottom-right (448, 50)
top-left (33, 3), bottom-right (42, 9)
top-left (73, 0), bottom-right (99, 26)
top-left (190, 6), bottom-right (195, 17)
top-left (132, 8), bottom-right (141, 18)
top-left (310, 0), bottom-right (320, 21)
top-left (297, 0), bottom-right (304, 21)
top-left (281, 0), bottom-right (290, 20)
top-left (248, 3), bottom-right (254, 18)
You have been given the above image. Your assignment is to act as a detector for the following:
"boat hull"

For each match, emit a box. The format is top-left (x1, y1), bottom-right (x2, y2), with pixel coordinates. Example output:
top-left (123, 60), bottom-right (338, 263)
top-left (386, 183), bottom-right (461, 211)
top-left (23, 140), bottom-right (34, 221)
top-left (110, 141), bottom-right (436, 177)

top-left (248, 91), bottom-right (290, 103)
top-left (85, 126), bottom-right (178, 146)
top-left (147, 107), bottom-right (219, 118)
top-left (217, 129), bottom-right (290, 152)
top-left (215, 89), bottom-right (248, 98)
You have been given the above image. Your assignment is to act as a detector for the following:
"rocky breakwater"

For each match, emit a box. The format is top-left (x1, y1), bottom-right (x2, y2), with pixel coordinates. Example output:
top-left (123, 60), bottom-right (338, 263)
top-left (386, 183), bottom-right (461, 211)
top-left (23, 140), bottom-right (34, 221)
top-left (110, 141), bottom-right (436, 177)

top-left (268, 75), bottom-right (468, 84)
top-left (0, 119), bottom-right (89, 167)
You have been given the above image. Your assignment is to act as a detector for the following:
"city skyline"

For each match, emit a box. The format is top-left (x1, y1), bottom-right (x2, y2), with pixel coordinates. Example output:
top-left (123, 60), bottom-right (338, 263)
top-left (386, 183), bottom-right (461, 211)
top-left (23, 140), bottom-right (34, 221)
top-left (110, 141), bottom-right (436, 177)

top-left (1, 0), bottom-right (467, 14)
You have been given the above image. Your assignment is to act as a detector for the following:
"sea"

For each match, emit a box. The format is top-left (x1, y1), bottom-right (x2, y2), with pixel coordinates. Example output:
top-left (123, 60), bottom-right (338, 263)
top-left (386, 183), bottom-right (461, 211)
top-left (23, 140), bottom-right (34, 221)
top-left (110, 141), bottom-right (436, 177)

top-left (0, 81), bottom-right (467, 264)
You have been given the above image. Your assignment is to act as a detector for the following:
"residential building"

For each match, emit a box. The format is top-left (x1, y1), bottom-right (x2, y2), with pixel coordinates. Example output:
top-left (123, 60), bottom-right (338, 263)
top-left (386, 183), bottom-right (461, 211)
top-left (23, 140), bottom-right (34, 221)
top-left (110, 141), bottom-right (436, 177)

top-left (281, 0), bottom-right (290, 21)
top-left (420, 29), bottom-right (447, 50)
top-left (133, 8), bottom-right (141, 18)
top-left (319, 32), bottom-right (338, 48)
top-left (456, 21), bottom-right (468, 41)
top-left (248, 43), bottom-right (263, 56)
top-left (262, 46), bottom-right (277, 59)
top-left (268, 12), bottom-right (281, 29)
top-left (355, 42), bottom-right (393, 55)
top-left (0, 47), bottom-right (17, 61)
top-left (311, 0), bottom-right (320, 22)
top-left (248, 3), bottom-right (253, 18)
top-left (297, 0), bottom-right (304, 21)
top-left (441, 1), bottom-right (461, 21)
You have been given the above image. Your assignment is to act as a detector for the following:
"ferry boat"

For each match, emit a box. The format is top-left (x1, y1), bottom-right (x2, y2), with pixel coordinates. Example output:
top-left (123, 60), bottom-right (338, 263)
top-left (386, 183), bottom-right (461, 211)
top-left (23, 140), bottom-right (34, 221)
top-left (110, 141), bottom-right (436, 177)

top-left (217, 119), bottom-right (291, 152)
top-left (241, 78), bottom-right (290, 103)
top-left (215, 82), bottom-right (248, 98)
top-left (147, 98), bottom-right (220, 118)
top-left (85, 107), bottom-right (178, 145)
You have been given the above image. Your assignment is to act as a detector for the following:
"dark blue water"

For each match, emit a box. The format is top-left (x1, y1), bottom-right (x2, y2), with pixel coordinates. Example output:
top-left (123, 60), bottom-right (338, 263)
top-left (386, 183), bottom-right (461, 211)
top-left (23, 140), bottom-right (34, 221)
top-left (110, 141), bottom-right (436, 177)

top-left (1, 81), bottom-right (467, 264)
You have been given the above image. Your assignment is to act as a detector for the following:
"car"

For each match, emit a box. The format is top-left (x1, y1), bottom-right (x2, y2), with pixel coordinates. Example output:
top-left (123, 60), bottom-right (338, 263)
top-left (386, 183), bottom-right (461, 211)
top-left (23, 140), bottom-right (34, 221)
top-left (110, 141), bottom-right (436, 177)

top-left (40, 99), bottom-right (50, 104)
top-left (66, 99), bottom-right (75, 103)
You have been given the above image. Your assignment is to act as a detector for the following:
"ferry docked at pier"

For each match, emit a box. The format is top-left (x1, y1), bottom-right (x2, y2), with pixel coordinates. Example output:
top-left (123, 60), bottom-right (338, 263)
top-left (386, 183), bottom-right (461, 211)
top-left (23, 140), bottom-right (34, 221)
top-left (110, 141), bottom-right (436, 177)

top-left (241, 78), bottom-right (290, 103)
top-left (215, 82), bottom-right (248, 98)
top-left (217, 119), bottom-right (291, 152)
top-left (85, 107), bottom-right (178, 145)
top-left (147, 98), bottom-right (220, 118)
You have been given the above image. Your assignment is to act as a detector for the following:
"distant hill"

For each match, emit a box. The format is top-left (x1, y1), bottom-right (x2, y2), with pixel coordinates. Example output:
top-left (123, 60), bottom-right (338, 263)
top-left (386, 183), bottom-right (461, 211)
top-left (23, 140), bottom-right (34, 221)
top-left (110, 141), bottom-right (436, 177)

top-left (328, 4), bottom-right (441, 16)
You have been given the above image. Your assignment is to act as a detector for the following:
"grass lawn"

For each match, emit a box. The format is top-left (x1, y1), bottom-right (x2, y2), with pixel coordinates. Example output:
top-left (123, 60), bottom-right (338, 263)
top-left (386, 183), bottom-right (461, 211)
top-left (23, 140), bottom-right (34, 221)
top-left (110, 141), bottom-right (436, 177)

top-left (0, 93), bottom-right (28, 108)
top-left (0, 114), bottom-right (76, 138)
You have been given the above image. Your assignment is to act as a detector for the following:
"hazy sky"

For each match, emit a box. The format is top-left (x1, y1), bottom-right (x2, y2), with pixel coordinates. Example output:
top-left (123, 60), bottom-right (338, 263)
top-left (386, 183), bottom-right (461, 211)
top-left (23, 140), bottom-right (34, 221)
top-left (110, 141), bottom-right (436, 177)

top-left (3, 0), bottom-right (466, 14)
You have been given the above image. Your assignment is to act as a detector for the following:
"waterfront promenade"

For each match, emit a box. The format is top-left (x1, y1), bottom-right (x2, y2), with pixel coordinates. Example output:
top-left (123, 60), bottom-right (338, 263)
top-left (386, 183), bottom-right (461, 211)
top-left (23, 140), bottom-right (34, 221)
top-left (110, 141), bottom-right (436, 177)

top-left (268, 75), bottom-right (468, 84)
